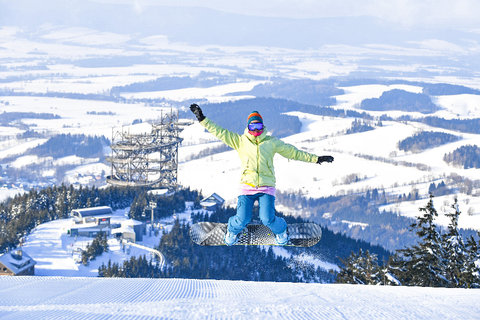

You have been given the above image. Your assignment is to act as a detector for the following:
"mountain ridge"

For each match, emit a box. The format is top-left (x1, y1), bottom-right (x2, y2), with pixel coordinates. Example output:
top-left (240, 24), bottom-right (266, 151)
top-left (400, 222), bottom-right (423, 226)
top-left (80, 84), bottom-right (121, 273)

top-left (1, 1), bottom-right (477, 49)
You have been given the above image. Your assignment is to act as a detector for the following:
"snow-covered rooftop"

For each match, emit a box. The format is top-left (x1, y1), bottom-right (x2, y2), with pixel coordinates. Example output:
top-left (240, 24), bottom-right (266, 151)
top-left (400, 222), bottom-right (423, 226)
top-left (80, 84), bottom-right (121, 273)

top-left (0, 250), bottom-right (36, 275)
top-left (71, 206), bottom-right (113, 217)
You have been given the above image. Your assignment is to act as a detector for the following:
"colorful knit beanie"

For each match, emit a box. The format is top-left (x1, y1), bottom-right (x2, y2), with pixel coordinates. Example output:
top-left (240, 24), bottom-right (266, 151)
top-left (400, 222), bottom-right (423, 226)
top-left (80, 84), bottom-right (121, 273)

top-left (247, 111), bottom-right (263, 125)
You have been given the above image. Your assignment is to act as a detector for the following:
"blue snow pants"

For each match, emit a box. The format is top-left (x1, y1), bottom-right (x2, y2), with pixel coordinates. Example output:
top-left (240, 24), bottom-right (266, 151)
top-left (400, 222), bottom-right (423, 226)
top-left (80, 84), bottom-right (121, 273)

top-left (227, 193), bottom-right (287, 235)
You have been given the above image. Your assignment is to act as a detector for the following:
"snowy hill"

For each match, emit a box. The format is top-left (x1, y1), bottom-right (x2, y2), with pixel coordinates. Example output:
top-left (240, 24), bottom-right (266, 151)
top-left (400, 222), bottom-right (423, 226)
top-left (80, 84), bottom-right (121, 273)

top-left (0, 276), bottom-right (479, 319)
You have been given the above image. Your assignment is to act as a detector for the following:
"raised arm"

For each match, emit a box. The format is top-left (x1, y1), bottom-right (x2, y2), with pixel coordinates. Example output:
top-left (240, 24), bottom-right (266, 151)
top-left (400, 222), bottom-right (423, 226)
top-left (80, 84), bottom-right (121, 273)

top-left (274, 138), bottom-right (334, 164)
top-left (190, 104), bottom-right (241, 150)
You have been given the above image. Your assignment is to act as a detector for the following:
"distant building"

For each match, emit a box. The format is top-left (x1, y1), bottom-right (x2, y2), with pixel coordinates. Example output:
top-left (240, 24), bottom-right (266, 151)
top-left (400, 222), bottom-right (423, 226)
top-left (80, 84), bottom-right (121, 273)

top-left (71, 206), bottom-right (113, 224)
top-left (200, 193), bottom-right (224, 210)
top-left (0, 249), bottom-right (36, 276)
top-left (68, 206), bottom-right (146, 241)
top-left (111, 219), bottom-right (145, 243)
top-left (69, 206), bottom-right (112, 237)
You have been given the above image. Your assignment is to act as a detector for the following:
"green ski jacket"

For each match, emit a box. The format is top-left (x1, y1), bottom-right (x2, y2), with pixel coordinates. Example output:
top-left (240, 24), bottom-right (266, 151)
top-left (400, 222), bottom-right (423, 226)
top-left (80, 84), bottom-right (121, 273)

top-left (200, 117), bottom-right (318, 187)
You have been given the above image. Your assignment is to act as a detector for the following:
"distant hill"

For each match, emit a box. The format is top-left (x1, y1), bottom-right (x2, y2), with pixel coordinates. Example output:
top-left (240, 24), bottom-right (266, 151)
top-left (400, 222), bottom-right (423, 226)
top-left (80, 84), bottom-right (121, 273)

top-left (335, 79), bottom-right (480, 96)
top-left (3, 1), bottom-right (473, 49)
top-left (422, 83), bottom-right (480, 96)
top-left (361, 89), bottom-right (439, 114)
top-left (398, 131), bottom-right (461, 153)
top-left (241, 79), bottom-right (343, 106)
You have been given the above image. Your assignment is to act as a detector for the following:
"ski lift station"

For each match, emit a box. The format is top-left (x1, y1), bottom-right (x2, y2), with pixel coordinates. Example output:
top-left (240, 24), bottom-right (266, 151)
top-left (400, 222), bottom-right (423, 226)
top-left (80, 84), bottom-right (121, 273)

top-left (68, 206), bottom-right (145, 242)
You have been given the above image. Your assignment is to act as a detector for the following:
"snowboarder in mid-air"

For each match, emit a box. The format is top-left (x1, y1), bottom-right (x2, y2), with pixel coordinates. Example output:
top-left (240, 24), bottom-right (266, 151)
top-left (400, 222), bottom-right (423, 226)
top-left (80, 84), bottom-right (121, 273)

top-left (190, 104), bottom-right (334, 246)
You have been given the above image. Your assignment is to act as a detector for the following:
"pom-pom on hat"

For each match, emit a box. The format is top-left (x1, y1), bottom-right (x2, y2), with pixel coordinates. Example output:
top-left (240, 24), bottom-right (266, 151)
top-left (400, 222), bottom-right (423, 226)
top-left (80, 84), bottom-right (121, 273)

top-left (247, 111), bottom-right (263, 125)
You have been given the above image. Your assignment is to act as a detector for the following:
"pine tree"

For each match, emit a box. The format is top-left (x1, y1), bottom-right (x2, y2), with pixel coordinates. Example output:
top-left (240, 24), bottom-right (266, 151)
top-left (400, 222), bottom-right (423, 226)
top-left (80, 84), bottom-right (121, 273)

top-left (101, 234), bottom-right (109, 252)
top-left (464, 235), bottom-right (480, 288)
top-left (442, 198), bottom-right (469, 287)
top-left (81, 250), bottom-right (89, 266)
top-left (393, 194), bottom-right (448, 287)
top-left (54, 186), bottom-right (68, 218)
top-left (381, 255), bottom-right (402, 286)
top-left (336, 249), bottom-right (382, 285)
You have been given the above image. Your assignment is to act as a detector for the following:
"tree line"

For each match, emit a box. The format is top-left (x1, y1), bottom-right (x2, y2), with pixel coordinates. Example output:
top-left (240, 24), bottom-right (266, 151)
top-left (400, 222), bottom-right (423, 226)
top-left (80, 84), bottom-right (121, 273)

top-left (28, 133), bottom-right (110, 159)
top-left (0, 111), bottom-right (60, 126)
top-left (345, 119), bottom-right (376, 135)
top-left (444, 145), bottom-right (480, 169)
top-left (110, 72), bottom-right (238, 95)
top-left (245, 78), bottom-right (343, 106)
top-left (389, 115), bottom-right (480, 135)
top-left (99, 255), bottom-right (163, 278)
top-left (361, 89), bottom-right (439, 114)
top-left (398, 131), bottom-right (460, 153)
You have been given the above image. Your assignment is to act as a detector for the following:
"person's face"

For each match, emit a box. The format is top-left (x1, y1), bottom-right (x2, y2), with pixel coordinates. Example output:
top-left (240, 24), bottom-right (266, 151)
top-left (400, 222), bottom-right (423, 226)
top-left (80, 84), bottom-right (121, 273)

top-left (248, 120), bottom-right (263, 132)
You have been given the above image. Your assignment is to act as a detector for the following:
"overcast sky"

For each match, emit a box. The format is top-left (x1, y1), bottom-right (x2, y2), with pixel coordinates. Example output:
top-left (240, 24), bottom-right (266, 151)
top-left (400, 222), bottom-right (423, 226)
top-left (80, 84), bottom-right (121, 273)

top-left (94, 0), bottom-right (480, 29)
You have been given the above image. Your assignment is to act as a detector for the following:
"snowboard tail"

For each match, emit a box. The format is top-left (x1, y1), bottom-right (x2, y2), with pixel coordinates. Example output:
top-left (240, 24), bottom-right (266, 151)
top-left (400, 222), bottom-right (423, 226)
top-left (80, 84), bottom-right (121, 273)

top-left (190, 222), bottom-right (322, 247)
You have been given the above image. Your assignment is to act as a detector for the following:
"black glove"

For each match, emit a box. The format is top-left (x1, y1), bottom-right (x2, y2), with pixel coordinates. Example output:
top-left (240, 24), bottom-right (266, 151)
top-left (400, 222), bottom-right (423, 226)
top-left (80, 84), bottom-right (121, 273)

top-left (317, 155), bottom-right (334, 164)
top-left (190, 103), bottom-right (205, 122)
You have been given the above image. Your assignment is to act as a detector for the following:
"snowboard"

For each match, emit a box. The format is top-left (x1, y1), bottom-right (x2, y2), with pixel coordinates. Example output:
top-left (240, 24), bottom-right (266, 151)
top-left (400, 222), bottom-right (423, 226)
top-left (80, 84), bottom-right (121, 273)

top-left (189, 222), bottom-right (322, 247)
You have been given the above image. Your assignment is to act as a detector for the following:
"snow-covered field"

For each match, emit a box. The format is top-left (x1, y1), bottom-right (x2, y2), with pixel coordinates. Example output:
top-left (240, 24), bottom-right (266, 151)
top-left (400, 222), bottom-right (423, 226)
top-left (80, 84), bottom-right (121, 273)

top-left (121, 81), bottom-right (261, 103)
top-left (0, 276), bottom-right (479, 319)
top-left (3, 81), bottom-right (480, 227)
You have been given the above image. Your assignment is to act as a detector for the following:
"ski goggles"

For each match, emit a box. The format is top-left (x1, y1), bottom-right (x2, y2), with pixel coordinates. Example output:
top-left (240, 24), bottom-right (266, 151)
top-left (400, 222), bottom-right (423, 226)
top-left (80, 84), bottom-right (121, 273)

top-left (248, 123), bottom-right (264, 131)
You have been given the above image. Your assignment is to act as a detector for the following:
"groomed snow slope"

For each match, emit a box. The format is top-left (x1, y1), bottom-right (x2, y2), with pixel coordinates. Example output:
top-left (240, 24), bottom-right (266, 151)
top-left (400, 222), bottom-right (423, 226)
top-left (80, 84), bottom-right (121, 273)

top-left (0, 277), bottom-right (478, 320)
